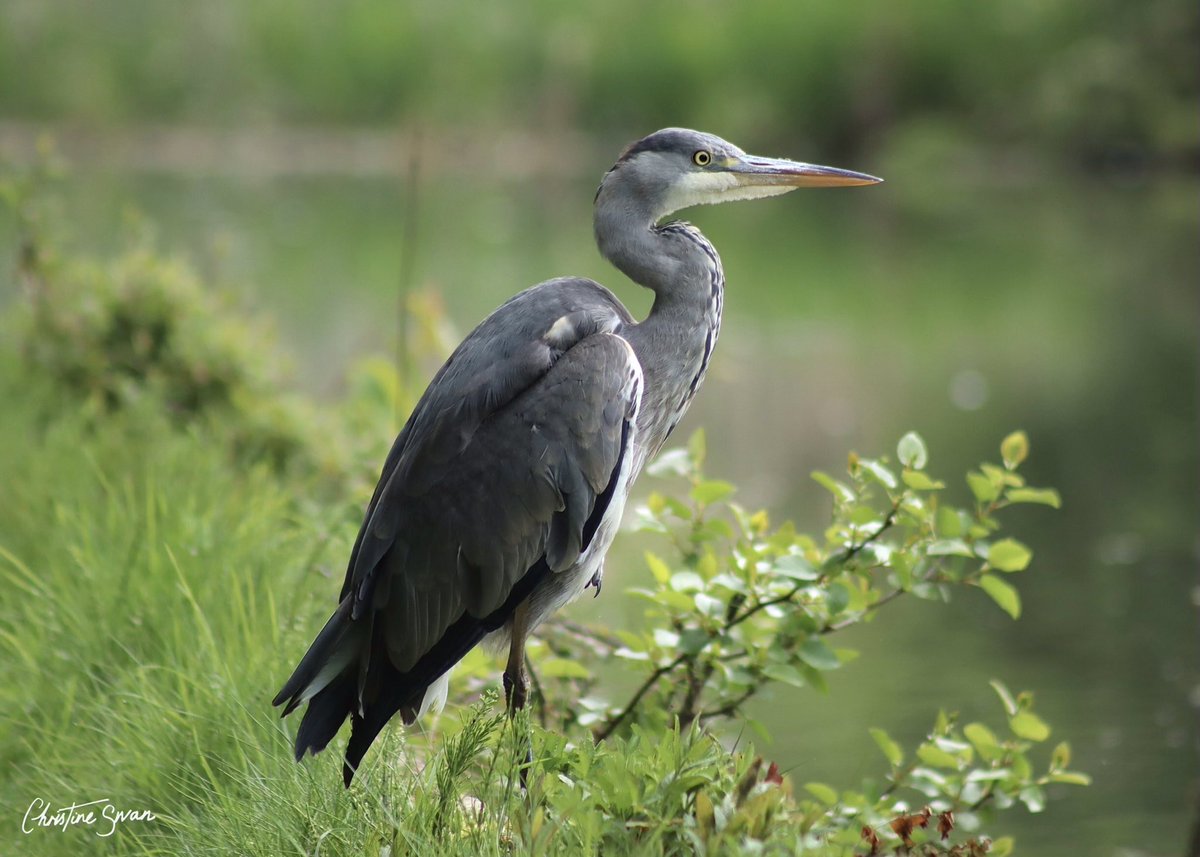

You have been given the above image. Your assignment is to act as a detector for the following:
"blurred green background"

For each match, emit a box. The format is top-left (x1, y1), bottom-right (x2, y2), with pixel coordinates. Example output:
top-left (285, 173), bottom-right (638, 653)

top-left (1, 1), bottom-right (1196, 854)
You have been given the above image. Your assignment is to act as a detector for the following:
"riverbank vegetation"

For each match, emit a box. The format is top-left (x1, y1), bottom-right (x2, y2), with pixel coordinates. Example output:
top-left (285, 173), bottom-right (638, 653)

top-left (0, 168), bottom-right (1089, 856)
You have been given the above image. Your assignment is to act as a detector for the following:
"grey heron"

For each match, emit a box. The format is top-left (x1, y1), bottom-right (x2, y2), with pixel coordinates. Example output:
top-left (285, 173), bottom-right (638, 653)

top-left (272, 128), bottom-right (881, 785)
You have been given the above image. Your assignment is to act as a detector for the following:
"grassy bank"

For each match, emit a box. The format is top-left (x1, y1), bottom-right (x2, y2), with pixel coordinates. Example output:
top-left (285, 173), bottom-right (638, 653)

top-left (0, 189), bottom-right (1087, 854)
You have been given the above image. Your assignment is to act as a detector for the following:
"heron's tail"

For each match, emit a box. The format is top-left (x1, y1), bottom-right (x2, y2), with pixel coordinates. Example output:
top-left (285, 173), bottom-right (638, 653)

top-left (275, 557), bottom-right (554, 786)
top-left (272, 602), bottom-right (362, 754)
top-left (273, 601), bottom-right (430, 786)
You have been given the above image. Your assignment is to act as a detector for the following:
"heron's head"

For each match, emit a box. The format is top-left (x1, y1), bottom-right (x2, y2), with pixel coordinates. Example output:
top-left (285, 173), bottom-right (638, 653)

top-left (596, 128), bottom-right (881, 223)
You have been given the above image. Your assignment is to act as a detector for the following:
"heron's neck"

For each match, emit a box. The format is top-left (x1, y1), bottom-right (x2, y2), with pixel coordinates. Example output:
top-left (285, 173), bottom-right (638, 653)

top-left (598, 217), bottom-right (725, 457)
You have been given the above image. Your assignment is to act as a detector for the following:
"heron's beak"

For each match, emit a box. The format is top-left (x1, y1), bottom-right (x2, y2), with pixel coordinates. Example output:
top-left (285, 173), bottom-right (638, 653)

top-left (726, 155), bottom-right (882, 188)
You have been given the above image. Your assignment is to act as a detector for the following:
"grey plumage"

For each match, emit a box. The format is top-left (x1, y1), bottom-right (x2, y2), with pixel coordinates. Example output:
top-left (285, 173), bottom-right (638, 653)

top-left (272, 128), bottom-right (881, 786)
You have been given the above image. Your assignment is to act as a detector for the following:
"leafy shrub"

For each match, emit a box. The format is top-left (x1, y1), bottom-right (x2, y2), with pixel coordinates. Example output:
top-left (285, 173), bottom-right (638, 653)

top-left (492, 429), bottom-right (1086, 854)
top-left (2, 163), bottom-right (366, 486)
top-left (0, 164), bottom-right (1086, 854)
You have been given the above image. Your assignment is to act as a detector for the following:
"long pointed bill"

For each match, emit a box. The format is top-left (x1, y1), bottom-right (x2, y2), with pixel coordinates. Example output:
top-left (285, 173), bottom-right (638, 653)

top-left (730, 155), bottom-right (882, 188)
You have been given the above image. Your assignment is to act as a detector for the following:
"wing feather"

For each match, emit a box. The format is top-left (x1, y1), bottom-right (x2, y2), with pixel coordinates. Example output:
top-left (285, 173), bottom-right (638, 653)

top-left (347, 278), bottom-right (637, 669)
top-left (275, 278), bottom-right (642, 781)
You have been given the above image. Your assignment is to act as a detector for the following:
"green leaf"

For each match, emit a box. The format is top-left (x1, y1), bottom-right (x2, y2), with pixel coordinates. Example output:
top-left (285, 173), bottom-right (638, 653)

top-left (825, 582), bottom-right (851, 615)
top-left (798, 637), bottom-right (841, 671)
top-left (691, 479), bottom-right (735, 505)
top-left (645, 551), bottom-right (671, 585)
top-left (987, 538), bottom-right (1032, 572)
top-left (848, 504), bottom-right (880, 526)
top-left (695, 791), bottom-right (714, 838)
top-left (663, 590), bottom-right (697, 611)
top-left (694, 592), bottom-right (725, 618)
top-left (710, 573), bottom-right (748, 594)
top-left (1019, 784), bottom-right (1046, 812)
top-left (963, 722), bottom-right (1002, 759)
top-left (762, 662), bottom-right (807, 688)
top-left (979, 573), bottom-right (1021, 618)
top-left (697, 518), bottom-right (734, 541)
top-left (897, 431), bottom-right (928, 469)
top-left (669, 571), bottom-right (705, 592)
top-left (1006, 487), bottom-right (1062, 508)
top-left (773, 554), bottom-right (820, 581)
top-left (990, 836), bottom-right (1015, 857)
top-left (678, 628), bottom-right (711, 655)
top-left (1049, 771), bottom-right (1092, 786)
top-left (1012, 751), bottom-right (1033, 779)
top-left (537, 657), bottom-right (591, 679)
top-left (647, 448), bottom-right (690, 477)
top-left (901, 469), bottom-right (944, 490)
top-left (615, 629), bottom-right (645, 649)
top-left (1050, 741), bottom-right (1071, 770)
top-left (936, 507), bottom-right (963, 538)
top-left (933, 735), bottom-right (972, 754)
top-left (859, 459), bottom-right (897, 489)
top-left (662, 496), bottom-right (692, 518)
top-left (966, 471), bottom-right (999, 503)
top-left (1009, 710), bottom-right (1051, 741)
top-left (927, 538), bottom-right (974, 557)
top-left (653, 628), bottom-right (680, 648)
top-left (1001, 431), bottom-right (1029, 469)
top-left (804, 782), bottom-right (839, 805)
top-left (966, 769), bottom-right (1012, 783)
top-left (868, 728), bottom-right (904, 766)
top-left (811, 470), bottom-right (855, 504)
top-left (613, 646), bottom-right (650, 662)
top-left (916, 743), bottom-right (961, 768)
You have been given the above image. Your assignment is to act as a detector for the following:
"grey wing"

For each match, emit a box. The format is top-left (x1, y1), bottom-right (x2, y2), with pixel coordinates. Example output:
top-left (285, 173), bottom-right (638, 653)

top-left (338, 278), bottom-right (633, 606)
top-left (274, 278), bottom-right (643, 783)
top-left (363, 331), bottom-right (642, 673)
top-left (344, 280), bottom-right (640, 670)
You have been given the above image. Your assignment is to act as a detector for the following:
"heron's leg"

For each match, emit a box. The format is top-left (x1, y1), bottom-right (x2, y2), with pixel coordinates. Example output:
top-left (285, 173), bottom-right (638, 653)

top-left (503, 602), bottom-right (535, 788)
top-left (503, 602), bottom-right (531, 712)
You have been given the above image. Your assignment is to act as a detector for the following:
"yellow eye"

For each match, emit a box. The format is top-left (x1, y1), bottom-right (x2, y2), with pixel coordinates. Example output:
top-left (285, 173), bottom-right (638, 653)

top-left (692, 150), bottom-right (712, 167)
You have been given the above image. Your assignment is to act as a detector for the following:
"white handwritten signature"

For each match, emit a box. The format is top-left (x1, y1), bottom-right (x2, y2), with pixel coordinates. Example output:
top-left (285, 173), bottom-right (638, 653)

top-left (22, 798), bottom-right (157, 837)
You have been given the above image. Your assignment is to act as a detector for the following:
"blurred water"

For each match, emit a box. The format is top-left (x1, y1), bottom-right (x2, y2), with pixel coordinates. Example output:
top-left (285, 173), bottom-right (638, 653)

top-left (1, 167), bottom-right (1195, 854)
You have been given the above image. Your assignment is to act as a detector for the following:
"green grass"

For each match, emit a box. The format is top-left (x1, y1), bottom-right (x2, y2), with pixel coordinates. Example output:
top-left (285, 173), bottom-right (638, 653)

top-left (0, 365), bottom-right (528, 855)
top-left (0, 339), bottom-right (1096, 855)
top-left (0, 366), bottom-right (336, 854)
top-left (0, 358), bottom-right (768, 857)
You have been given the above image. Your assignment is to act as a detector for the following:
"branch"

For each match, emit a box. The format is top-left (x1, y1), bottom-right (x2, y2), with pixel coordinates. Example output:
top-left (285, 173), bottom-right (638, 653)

top-left (728, 500), bottom-right (900, 633)
top-left (593, 653), bottom-right (686, 742)
top-left (820, 588), bottom-right (904, 634)
top-left (541, 617), bottom-right (623, 653)
top-left (697, 688), bottom-right (756, 723)
top-left (598, 499), bottom-right (905, 737)
top-left (835, 500), bottom-right (900, 564)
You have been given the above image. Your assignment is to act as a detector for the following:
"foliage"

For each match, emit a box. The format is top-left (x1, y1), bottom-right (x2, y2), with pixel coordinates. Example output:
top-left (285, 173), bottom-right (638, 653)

top-left (0, 187), bottom-right (1088, 854)
top-left (0, 0), bottom-right (1195, 167)
top-left (535, 428), bottom-right (1062, 737)
top-left (516, 428), bottom-right (1083, 853)
top-left (0, 163), bottom-right (404, 495)
top-left (0, 356), bottom-right (1087, 855)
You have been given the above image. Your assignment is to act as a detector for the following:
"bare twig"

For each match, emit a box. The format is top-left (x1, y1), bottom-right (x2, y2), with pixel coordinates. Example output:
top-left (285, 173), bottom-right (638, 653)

top-left (697, 688), bottom-right (756, 723)
top-left (541, 617), bottom-right (623, 652)
top-left (594, 653), bottom-right (686, 742)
